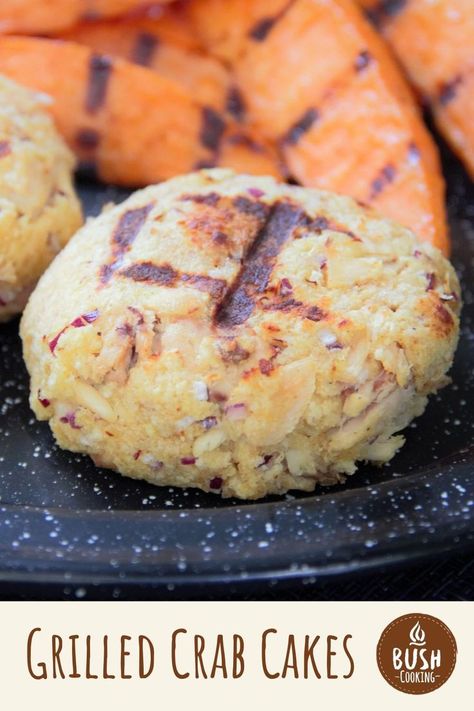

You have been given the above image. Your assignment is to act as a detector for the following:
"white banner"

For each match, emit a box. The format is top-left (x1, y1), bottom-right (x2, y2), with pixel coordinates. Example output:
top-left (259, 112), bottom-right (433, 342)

top-left (0, 602), bottom-right (470, 709)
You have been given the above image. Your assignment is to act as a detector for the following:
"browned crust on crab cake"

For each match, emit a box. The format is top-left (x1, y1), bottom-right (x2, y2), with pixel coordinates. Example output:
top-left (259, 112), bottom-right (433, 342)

top-left (21, 169), bottom-right (460, 499)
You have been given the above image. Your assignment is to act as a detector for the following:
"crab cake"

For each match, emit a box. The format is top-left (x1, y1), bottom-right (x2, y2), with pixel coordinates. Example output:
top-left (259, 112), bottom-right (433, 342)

top-left (21, 169), bottom-right (460, 499)
top-left (0, 75), bottom-right (82, 321)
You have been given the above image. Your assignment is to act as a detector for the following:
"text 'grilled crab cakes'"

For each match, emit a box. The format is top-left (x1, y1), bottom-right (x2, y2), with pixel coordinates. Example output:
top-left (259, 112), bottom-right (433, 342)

top-left (21, 169), bottom-right (460, 499)
top-left (0, 74), bottom-right (82, 322)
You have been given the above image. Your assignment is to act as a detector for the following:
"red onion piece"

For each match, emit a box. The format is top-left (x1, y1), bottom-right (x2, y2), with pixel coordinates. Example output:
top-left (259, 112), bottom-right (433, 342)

top-left (59, 412), bottom-right (81, 429)
top-left (48, 327), bottom-right (67, 354)
top-left (82, 310), bottom-right (99, 323)
top-left (199, 416), bottom-right (218, 430)
top-left (259, 358), bottom-right (274, 375)
top-left (279, 278), bottom-right (293, 296)
top-left (37, 391), bottom-right (50, 408)
top-left (247, 187), bottom-right (265, 198)
top-left (426, 272), bottom-right (436, 291)
top-left (258, 454), bottom-right (274, 468)
top-left (181, 456), bottom-right (197, 465)
top-left (224, 402), bottom-right (247, 420)
top-left (209, 476), bottom-right (223, 490)
top-left (49, 310), bottom-right (99, 354)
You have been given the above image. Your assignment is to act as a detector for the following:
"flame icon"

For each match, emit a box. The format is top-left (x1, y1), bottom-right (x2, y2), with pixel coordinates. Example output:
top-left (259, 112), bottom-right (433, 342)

top-left (409, 621), bottom-right (426, 647)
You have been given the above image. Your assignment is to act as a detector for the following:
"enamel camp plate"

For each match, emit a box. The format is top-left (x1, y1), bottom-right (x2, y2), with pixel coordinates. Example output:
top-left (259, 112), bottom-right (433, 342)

top-left (0, 144), bottom-right (473, 593)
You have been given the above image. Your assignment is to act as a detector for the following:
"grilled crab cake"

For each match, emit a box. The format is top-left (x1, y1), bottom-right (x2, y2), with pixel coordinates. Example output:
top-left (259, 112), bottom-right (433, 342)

top-left (0, 74), bottom-right (82, 321)
top-left (21, 169), bottom-right (460, 499)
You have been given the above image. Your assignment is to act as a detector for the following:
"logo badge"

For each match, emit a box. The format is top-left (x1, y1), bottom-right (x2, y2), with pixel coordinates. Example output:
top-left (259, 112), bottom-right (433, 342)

top-left (376, 613), bottom-right (457, 694)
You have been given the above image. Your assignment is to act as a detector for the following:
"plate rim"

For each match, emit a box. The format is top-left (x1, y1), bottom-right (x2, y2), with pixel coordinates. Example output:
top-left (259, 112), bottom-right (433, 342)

top-left (1, 457), bottom-right (473, 586)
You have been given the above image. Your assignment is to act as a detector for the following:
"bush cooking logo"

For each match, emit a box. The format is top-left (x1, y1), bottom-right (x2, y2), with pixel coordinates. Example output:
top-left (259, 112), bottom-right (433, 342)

top-left (376, 613), bottom-right (457, 694)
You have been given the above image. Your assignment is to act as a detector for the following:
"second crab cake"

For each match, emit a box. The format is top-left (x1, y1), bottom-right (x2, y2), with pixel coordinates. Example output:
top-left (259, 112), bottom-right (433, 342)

top-left (0, 74), bottom-right (82, 321)
top-left (21, 169), bottom-right (460, 499)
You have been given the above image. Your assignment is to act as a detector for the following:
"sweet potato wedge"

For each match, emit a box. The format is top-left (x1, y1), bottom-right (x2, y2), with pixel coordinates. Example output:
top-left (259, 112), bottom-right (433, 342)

top-left (0, 1), bottom-right (175, 35)
top-left (184, 0), bottom-right (448, 252)
top-left (61, 18), bottom-right (233, 113)
top-left (183, 0), bottom-right (292, 65)
top-left (358, 0), bottom-right (474, 180)
top-left (0, 36), bottom-right (282, 186)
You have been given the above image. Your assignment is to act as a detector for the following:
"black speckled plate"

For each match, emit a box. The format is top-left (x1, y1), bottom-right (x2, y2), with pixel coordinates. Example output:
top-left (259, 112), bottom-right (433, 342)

top-left (1, 145), bottom-right (474, 591)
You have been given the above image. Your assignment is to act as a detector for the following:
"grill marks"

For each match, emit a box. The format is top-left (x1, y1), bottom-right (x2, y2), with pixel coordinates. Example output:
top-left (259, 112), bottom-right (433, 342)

top-left (85, 53), bottom-right (113, 113)
top-left (279, 42), bottom-right (377, 149)
top-left (282, 108), bottom-right (319, 146)
top-left (198, 95), bottom-right (276, 170)
top-left (355, 50), bottom-right (372, 72)
top-left (438, 75), bottom-right (463, 106)
top-left (101, 193), bottom-right (335, 330)
top-left (367, 143), bottom-right (424, 203)
top-left (182, 192), bottom-right (272, 257)
top-left (280, 44), bottom-right (377, 148)
top-left (226, 85), bottom-right (246, 122)
top-left (215, 201), bottom-right (308, 327)
top-left (197, 106), bottom-right (227, 169)
top-left (365, 0), bottom-right (407, 28)
top-left (232, 195), bottom-right (269, 220)
top-left (101, 204), bottom-right (154, 284)
top-left (380, 0), bottom-right (407, 17)
top-left (122, 262), bottom-right (175, 285)
top-left (200, 107), bottom-right (226, 151)
top-left (181, 192), bottom-right (221, 207)
top-left (248, 0), bottom-right (295, 42)
top-left (76, 127), bottom-right (100, 150)
top-left (226, 133), bottom-right (265, 154)
top-left (120, 261), bottom-right (227, 299)
top-left (369, 163), bottom-right (397, 200)
top-left (181, 273), bottom-right (227, 299)
top-left (75, 34), bottom-right (108, 205)
top-left (262, 297), bottom-right (327, 322)
top-left (131, 32), bottom-right (159, 67)
top-left (249, 17), bottom-right (277, 42)
top-left (311, 216), bottom-right (330, 232)
top-left (113, 205), bottom-right (154, 251)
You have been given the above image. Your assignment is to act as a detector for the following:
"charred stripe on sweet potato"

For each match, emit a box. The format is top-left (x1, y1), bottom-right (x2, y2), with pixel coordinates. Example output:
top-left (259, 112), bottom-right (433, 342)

top-left (85, 53), bottom-right (113, 113)
top-left (131, 32), bottom-right (159, 66)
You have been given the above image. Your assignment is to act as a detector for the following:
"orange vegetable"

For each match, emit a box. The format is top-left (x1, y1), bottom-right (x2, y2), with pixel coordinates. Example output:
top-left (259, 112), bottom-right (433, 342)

top-left (0, 1), bottom-right (176, 35)
top-left (184, 0), bottom-right (448, 252)
top-left (0, 36), bottom-right (282, 186)
top-left (62, 18), bottom-right (234, 114)
top-left (183, 0), bottom-right (291, 65)
top-left (358, 0), bottom-right (474, 180)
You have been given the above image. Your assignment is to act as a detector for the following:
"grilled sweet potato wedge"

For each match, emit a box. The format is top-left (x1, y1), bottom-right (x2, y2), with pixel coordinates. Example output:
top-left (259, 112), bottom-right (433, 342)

top-left (359, 0), bottom-right (474, 180)
top-left (0, 36), bottom-right (282, 186)
top-left (183, 0), bottom-right (448, 252)
top-left (183, 0), bottom-right (292, 64)
top-left (61, 18), bottom-right (233, 113)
